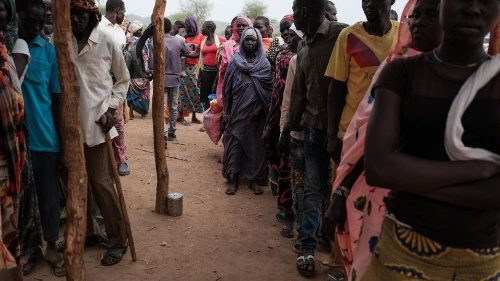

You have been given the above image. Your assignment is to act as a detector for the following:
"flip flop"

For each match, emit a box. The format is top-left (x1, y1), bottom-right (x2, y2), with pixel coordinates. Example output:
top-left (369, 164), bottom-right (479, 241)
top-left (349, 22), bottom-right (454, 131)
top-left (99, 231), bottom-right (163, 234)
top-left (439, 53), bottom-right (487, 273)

top-left (48, 258), bottom-right (67, 277)
top-left (297, 255), bottom-right (315, 277)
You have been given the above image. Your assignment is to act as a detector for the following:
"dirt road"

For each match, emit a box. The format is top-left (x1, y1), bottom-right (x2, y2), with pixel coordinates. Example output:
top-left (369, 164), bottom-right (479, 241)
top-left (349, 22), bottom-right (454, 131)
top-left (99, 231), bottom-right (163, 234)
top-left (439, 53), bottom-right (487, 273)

top-left (26, 114), bottom-right (333, 281)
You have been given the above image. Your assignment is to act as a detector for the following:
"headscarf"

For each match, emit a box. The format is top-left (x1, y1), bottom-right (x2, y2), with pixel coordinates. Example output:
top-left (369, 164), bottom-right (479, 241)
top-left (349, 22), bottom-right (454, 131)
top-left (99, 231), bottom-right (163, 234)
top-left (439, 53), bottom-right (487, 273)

top-left (387, 0), bottom-right (417, 61)
top-left (231, 16), bottom-right (253, 43)
top-left (281, 14), bottom-right (294, 23)
top-left (1, 0), bottom-right (16, 51)
top-left (289, 23), bottom-right (304, 39)
top-left (223, 27), bottom-right (273, 106)
top-left (70, 0), bottom-right (100, 13)
top-left (128, 20), bottom-right (144, 34)
top-left (185, 16), bottom-right (199, 37)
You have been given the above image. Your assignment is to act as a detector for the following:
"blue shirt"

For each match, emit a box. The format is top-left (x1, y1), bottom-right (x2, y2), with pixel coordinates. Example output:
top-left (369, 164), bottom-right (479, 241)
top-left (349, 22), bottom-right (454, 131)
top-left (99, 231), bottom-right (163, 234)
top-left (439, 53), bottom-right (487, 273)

top-left (22, 35), bottom-right (62, 152)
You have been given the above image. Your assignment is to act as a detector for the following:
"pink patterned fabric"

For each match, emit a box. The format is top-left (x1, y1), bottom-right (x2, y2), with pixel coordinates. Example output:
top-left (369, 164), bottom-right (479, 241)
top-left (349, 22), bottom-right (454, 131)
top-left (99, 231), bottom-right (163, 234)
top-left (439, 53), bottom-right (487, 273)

top-left (112, 103), bottom-right (127, 163)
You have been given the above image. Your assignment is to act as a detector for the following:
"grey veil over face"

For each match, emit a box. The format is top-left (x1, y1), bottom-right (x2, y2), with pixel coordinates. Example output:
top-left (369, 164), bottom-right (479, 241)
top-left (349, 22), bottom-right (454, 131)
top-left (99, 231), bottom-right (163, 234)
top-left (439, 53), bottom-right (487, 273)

top-left (223, 27), bottom-right (273, 106)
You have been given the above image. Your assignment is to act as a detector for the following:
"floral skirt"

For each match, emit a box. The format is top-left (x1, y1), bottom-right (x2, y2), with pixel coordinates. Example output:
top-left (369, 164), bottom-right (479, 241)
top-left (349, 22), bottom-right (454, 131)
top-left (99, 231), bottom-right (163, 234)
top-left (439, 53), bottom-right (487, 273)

top-left (0, 180), bottom-right (19, 270)
top-left (179, 64), bottom-right (204, 113)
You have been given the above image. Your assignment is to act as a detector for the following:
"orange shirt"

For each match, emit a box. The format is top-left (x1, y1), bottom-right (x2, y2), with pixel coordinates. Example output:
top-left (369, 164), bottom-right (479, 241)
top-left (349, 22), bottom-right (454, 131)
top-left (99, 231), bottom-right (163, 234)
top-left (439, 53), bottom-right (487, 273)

top-left (185, 33), bottom-right (204, 65)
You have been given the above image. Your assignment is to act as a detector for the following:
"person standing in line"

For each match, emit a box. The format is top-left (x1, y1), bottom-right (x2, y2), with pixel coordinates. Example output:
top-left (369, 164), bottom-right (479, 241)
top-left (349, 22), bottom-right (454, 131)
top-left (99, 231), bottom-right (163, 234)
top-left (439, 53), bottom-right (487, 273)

top-left (281, 0), bottom-right (347, 276)
top-left (222, 27), bottom-right (273, 196)
top-left (224, 25), bottom-right (232, 41)
top-left (325, 0), bottom-right (398, 165)
top-left (362, 0), bottom-right (499, 278)
top-left (253, 16), bottom-right (274, 53)
top-left (70, 0), bottom-right (129, 266)
top-left (178, 17), bottom-right (205, 125)
top-left (278, 24), bottom-right (305, 251)
top-left (199, 21), bottom-right (225, 111)
top-left (215, 16), bottom-right (253, 107)
top-left (325, 1), bottom-right (338, 22)
top-left (42, 0), bottom-right (53, 36)
top-left (263, 22), bottom-right (302, 238)
top-left (322, 0), bottom-right (442, 279)
top-left (17, 0), bottom-right (66, 276)
top-left (172, 21), bottom-right (187, 39)
top-left (98, 0), bottom-right (130, 176)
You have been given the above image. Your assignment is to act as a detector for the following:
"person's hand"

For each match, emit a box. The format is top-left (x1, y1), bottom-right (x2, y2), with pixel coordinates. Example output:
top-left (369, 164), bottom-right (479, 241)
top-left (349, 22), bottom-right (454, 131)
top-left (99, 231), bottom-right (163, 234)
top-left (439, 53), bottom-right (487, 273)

top-left (478, 160), bottom-right (500, 179)
top-left (321, 192), bottom-right (347, 244)
top-left (277, 132), bottom-right (291, 156)
top-left (220, 114), bottom-right (228, 134)
top-left (96, 108), bottom-right (116, 133)
top-left (327, 137), bottom-right (343, 164)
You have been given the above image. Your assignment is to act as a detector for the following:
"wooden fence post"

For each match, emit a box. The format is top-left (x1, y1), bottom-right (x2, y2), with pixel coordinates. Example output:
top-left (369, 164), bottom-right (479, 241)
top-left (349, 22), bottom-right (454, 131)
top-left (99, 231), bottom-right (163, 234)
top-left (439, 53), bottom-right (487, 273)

top-left (151, 0), bottom-right (169, 214)
top-left (52, 0), bottom-right (88, 280)
top-left (488, 20), bottom-right (499, 55)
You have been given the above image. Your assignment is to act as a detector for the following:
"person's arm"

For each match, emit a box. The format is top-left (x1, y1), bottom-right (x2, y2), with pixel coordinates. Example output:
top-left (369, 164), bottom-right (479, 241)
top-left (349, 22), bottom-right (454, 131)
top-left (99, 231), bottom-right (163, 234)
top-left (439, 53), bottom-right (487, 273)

top-left (327, 79), bottom-right (348, 162)
top-left (12, 53), bottom-right (29, 80)
top-left (49, 49), bottom-right (62, 140)
top-left (283, 55), bottom-right (306, 133)
top-left (136, 24), bottom-right (154, 71)
top-left (109, 40), bottom-right (130, 111)
top-left (280, 58), bottom-right (296, 134)
top-left (421, 174), bottom-right (500, 210)
top-left (365, 87), bottom-right (500, 193)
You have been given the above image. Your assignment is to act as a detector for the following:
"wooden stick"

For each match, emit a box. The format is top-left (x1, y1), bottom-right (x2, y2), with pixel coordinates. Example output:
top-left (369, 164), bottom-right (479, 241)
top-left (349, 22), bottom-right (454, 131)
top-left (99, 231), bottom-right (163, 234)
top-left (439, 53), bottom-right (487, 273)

top-left (52, 0), bottom-right (88, 280)
top-left (104, 133), bottom-right (137, 261)
top-left (151, 0), bottom-right (170, 214)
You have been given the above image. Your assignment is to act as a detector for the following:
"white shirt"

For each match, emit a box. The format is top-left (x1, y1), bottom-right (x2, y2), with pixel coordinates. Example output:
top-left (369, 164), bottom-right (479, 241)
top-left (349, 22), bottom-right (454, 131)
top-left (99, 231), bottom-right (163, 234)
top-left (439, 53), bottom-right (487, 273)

top-left (98, 16), bottom-right (127, 50)
top-left (12, 39), bottom-right (31, 84)
top-left (72, 28), bottom-right (130, 147)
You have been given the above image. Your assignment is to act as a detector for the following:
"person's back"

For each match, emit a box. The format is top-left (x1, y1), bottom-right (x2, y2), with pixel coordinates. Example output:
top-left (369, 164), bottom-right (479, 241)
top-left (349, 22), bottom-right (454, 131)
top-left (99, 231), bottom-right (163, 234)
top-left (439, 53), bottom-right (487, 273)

top-left (164, 33), bottom-right (188, 87)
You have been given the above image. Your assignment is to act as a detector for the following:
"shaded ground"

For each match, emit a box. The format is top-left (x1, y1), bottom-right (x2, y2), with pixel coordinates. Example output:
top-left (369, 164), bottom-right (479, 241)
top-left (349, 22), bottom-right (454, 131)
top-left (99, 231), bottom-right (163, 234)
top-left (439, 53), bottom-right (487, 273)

top-left (26, 113), bottom-right (333, 281)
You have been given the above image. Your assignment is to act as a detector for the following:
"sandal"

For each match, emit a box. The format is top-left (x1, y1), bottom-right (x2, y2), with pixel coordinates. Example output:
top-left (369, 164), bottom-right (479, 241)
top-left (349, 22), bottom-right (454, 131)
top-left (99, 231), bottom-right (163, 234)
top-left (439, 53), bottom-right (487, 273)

top-left (101, 247), bottom-right (127, 266)
top-left (47, 257), bottom-right (67, 277)
top-left (276, 211), bottom-right (293, 223)
top-left (192, 118), bottom-right (202, 124)
top-left (280, 222), bottom-right (294, 239)
top-left (327, 268), bottom-right (347, 281)
top-left (296, 255), bottom-right (316, 277)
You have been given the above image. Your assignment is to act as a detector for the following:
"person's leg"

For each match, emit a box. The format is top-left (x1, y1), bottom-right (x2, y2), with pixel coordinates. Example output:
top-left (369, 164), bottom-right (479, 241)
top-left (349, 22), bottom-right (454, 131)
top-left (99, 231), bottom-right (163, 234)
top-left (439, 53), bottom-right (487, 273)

top-left (168, 87), bottom-right (179, 139)
top-left (84, 144), bottom-right (126, 265)
top-left (31, 152), bottom-right (61, 245)
top-left (298, 127), bottom-right (330, 274)
top-left (112, 103), bottom-right (130, 176)
top-left (290, 138), bottom-right (305, 250)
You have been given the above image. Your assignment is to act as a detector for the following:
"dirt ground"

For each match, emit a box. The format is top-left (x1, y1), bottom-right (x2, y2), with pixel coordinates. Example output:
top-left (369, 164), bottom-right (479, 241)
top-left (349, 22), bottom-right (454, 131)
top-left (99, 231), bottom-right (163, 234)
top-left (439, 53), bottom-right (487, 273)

top-left (26, 113), bottom-right (335, 281)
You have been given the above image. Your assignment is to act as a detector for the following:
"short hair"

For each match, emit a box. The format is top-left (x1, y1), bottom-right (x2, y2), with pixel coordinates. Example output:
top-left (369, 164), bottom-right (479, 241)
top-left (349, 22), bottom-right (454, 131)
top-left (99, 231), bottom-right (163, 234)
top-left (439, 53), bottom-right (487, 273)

top-left (106, 0), bottom-right (124, 12)
top-left (254, 16), bottom-right (270, 27)
top-left (16, 0), bottom-right (44, 13)
top-left (204, 21), bottom-right (216, 33)
top-left (295, 0), bottom-right (326, 16)
top-left (174, 20), bottom-right (186, 29)
top-left (164, 17), bottom-right (172, 33)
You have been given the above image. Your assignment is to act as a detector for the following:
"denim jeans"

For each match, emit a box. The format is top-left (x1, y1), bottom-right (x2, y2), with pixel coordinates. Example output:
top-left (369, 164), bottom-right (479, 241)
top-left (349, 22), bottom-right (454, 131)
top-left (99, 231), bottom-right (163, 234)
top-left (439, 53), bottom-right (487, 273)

top-left (163, 86), bottom-right (179, 136)
top-left (300, 126), bottom-right (331, 256)
top-left (290, 137), bottom-right (305, 238)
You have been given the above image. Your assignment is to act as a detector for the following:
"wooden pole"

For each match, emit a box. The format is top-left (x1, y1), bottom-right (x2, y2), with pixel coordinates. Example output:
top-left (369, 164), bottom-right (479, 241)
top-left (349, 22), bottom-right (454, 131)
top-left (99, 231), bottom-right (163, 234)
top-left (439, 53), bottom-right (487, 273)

top-left (488, 20), bottom-right (500, 55)
top-left (151, 0), bottom-right (169, 214)
top-left (104, 133), bottom-right (137, 261)
top-left (52, 0), bottom-right (88, 280)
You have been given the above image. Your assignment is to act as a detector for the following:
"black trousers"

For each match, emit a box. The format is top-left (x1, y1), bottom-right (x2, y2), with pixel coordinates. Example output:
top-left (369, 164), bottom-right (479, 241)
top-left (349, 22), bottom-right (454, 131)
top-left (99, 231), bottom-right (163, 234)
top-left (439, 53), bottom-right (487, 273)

top-left (31, 151), bottom-right (61, 243)
top-left (200, 67), bottom-right (219, 110)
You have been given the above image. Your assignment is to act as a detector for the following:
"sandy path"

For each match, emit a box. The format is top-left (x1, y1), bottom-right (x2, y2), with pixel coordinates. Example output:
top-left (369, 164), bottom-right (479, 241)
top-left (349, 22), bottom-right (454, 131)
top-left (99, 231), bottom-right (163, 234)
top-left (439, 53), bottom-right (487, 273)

top-left (26, 114), bottom-right (332, 281)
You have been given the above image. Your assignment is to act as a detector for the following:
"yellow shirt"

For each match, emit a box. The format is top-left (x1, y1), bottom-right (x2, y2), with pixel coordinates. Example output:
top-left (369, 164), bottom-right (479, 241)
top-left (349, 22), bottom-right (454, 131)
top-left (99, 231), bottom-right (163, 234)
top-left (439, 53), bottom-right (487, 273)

top-left (325, 21), bottom-right (399, 138)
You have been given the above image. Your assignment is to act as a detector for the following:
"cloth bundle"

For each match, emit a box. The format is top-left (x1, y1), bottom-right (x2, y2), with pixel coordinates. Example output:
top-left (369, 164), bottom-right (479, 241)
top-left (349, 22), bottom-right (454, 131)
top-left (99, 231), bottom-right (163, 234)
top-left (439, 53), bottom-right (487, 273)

top-left (445, 55), bottom-right (500, 163)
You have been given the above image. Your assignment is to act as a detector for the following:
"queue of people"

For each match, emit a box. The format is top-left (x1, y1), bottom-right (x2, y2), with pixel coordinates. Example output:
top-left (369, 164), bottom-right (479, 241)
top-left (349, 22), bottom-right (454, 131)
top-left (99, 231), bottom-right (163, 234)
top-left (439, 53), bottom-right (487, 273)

top-left (0, 0), bottom-right (498, 280)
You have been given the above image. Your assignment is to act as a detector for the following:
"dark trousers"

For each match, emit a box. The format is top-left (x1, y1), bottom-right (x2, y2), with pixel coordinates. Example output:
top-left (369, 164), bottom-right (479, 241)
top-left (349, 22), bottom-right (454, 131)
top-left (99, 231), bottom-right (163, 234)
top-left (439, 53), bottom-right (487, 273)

top-left (300, 127), bottom-right (331, 256)
top-left (31, 151), bottom-right (61, 243)
top-left (84, 143), bottom-right (126, 249)
top-left (200, 68), bottom-right (218, 110)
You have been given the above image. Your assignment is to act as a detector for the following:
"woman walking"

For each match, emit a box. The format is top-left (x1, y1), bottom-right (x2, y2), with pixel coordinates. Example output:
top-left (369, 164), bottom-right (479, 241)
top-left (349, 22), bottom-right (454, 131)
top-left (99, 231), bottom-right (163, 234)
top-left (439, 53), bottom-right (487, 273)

top-left (362, 0), bottom-right (500, 279)
top-left (179, 16), bottom-right (205, 125)
top-left (199, 21), bottom-right (225, 111)
top-left (222, 28), bottom-right (273, 196)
